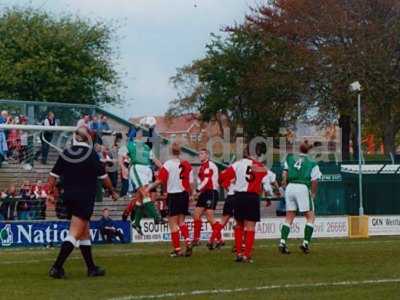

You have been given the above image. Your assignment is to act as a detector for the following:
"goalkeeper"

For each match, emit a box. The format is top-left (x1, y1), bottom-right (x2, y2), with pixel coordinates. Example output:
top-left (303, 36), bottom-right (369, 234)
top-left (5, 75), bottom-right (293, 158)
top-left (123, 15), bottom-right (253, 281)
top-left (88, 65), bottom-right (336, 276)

top-left (120, 128), bottom-right (163, 235)
top-left (278, 141), bottom-right (322, 255)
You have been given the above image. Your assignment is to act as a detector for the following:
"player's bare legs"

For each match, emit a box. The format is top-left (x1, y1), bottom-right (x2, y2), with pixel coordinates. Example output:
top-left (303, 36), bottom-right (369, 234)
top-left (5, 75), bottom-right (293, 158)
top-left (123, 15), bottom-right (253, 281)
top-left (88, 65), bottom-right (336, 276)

top-left (279, 211), bottom-right (296, 254)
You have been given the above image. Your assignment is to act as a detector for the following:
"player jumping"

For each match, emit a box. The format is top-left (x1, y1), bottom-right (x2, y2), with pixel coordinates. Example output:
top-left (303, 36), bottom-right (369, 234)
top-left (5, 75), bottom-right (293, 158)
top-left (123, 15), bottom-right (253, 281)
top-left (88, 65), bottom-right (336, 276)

top-left (278, 141), bottom-right (322, 254)
top-left (120, 129), bottom-right (163, 235)
top-left (192, 149), bottom-right (222, 250)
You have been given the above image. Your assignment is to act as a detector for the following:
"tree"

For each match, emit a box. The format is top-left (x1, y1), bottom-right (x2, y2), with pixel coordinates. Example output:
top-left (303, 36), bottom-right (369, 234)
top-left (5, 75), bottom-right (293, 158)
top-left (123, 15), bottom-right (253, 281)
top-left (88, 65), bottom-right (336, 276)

top-left (169, 29), bottom-right (308, 141)
top-left (248, 0), bottom-right (400, 157)
top-left (0, 8), bottom-right (122, 105)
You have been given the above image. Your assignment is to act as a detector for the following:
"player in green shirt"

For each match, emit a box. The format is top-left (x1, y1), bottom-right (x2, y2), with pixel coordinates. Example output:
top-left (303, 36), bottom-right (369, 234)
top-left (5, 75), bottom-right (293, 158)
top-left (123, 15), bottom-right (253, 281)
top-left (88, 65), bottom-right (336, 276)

top-left (120, 129), bottom-right (163, 235)
top-left (279, 141), bottom-right (322, 254)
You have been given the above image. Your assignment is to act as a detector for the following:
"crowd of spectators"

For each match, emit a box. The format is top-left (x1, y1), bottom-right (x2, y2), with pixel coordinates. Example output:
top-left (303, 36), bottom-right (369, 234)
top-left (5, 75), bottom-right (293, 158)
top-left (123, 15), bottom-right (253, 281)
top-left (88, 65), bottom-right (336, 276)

top-left (0, 110), bottom-right (31, 167)
top-left (0, 180), bottom-right (49, 220)
top-left (0, 110), bottom-right (169, 223)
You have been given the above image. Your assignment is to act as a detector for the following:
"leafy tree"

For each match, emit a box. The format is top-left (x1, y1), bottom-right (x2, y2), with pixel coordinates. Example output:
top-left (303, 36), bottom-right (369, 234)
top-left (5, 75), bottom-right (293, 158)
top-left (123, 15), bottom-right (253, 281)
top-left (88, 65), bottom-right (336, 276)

top-left (0, 8), bottom-right (122, 105)
top-left (248, 0), bottom-right (400, 157)
top-left (169, 29), bottom-right (307, 141)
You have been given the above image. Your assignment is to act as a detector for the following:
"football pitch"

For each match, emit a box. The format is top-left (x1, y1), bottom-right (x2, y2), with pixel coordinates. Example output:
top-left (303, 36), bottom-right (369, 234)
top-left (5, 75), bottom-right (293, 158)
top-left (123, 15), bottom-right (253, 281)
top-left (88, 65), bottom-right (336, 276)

top-left (1, 238), bottom-right (400, 300)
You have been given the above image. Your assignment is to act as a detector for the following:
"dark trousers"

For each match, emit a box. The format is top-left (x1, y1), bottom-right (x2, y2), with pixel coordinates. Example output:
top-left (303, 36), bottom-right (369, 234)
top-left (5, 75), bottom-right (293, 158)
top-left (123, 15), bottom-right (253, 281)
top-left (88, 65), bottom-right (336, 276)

top-left (120, 178), bottom-right (129, 197)
top-left (108, 172), bottom-right (118, 188)
top-left (35, 137), bottom-right (50, 164)
top-left (101, 228), bottom-right (124, 243)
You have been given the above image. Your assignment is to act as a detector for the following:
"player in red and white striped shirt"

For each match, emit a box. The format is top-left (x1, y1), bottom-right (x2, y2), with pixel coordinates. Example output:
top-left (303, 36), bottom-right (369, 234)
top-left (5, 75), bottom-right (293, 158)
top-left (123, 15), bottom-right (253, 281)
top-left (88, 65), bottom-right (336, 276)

top-left (192, 149), bottom-right (222, 249)
top-left (147, 143), bottom-right (194, 257)
top-left (220, 148), bottom-right (270, 263)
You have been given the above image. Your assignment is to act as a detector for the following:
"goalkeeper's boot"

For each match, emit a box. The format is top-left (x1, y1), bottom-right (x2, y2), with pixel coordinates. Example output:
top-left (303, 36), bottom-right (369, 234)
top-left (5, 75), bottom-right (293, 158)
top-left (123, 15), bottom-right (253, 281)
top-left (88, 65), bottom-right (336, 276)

top-left (170, 249), bottom-right (184, 258)
top-left (49, 266), bottom-right (65, 279)
top-left (184, 244), bottom-right (193, 257)
top-left (132, 224), bottom-right (143, 236)
top-left (278, 242), bottom-right (291, 255)
top-left (242, 256), bottom-right (254, 264)
top-left (88, 266), bottom-right (106, 277)
top-left (299, 243), bottom-right (310, 254)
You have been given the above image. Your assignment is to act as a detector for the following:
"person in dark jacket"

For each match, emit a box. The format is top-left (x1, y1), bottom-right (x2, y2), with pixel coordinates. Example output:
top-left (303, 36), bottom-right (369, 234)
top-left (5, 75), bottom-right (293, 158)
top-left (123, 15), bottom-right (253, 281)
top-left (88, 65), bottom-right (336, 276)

top-left (99, 208), bottom-right (124, 243)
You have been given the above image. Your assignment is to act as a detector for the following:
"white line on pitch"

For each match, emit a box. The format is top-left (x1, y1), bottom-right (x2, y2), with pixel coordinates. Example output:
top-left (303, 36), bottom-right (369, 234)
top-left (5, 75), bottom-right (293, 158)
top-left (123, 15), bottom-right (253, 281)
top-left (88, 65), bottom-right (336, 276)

top-left (108, 278), bottom-right (400, 300)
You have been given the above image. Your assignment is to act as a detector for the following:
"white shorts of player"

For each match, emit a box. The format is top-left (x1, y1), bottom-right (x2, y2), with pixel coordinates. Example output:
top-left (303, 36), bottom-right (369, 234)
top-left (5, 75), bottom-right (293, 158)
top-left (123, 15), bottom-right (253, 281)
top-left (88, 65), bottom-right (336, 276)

top-left (285, 183), bottom-right (314, 213)
top-left (129, 164), bottom-right (153, 188)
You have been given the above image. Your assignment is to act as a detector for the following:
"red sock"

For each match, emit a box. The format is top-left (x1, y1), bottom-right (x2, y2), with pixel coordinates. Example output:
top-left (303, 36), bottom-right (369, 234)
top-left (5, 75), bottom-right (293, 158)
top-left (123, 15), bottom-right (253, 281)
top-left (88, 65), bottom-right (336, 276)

top-left (194, 219), bottom-right (202, 242)
top-left (243, 230), bottom-right (248, 248)
top-left (234, 226), bottom-right (244, 255)
top-left (244, 230), bottom-right (255, 258)
top-left (171, 231), bottom-right (180, 250)
top-left (180, 224), bottom-right (190, 246)
top-left (215, 222), bottom-right (223, 242)
top-left (209, 222), bottom-right (219, 243)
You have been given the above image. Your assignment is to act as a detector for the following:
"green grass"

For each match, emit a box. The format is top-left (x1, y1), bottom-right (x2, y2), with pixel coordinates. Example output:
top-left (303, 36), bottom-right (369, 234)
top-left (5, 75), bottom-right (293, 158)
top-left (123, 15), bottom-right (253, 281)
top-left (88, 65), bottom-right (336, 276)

top-left (1, 238), bottom-right (400, 300)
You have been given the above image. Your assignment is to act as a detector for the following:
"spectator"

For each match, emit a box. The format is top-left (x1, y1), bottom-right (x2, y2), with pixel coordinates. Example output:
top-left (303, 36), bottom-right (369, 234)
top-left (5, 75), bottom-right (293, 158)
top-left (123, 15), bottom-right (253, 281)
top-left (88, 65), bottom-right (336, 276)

top-left (99, 115), bottom-right (111, 134)
top-left (90, 115), bottom-right (103, 145)
top-left (77, 114), bottom-right (90, 129)
top-left (20, 180), bottom-right (34, 200)
top-left (0, 111), bottom-right (9, 166)
top-left (35, 112), bottom-right (56, 164)
top-left (119, 153), bottom-right (130, 197)
top-left (101, 146), bottom-right (118, 189)
top-left (99, 208), bottom-right (125, 243)
top-left (19, 116), bottom-right (29, 164)
top-left (31, 180), bottom-right (48, 220)
top-left (90, 115), bottom-right (100, 133)
top-left (0, 184), bottom-right (17, 220)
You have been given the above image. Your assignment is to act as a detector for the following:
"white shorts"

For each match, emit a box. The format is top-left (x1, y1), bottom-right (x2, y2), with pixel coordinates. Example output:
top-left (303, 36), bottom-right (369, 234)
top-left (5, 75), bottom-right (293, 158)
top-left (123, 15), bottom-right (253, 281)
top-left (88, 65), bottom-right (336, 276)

top-left (129, 164), bottom-right (153, 188)
top-left (285, 183), bottom-right (314, 212)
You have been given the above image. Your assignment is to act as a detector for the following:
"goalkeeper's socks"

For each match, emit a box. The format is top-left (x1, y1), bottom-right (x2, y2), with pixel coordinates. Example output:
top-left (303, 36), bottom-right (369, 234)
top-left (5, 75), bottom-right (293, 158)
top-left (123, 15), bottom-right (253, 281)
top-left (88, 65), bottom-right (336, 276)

top-left (304, 223), bottom-right (314, 245)
top-left (280, 222), bottom-right (291, 244)
top-left (53, 235), bottom-right (76, 269)
top-left (79, 240), bottom-right (96, 270)
top-left (144, 202), bottom-right (160, 220)
top-left (193, 219), bottom-right (202, 242)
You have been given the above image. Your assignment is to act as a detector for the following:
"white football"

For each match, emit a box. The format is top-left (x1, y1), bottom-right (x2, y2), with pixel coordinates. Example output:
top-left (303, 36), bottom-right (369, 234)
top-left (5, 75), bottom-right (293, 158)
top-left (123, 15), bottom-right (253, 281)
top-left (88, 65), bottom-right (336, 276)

top-left (140, 116), bottom-right (157, 128)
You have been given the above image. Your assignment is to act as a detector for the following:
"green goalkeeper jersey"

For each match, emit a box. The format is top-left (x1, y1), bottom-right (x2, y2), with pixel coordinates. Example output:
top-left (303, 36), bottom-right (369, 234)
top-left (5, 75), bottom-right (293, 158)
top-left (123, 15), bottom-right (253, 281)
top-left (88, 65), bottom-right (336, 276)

top-left (284, 154), bottom-right (318, 188)
top-left (127, 140), bottom-right (153, 166)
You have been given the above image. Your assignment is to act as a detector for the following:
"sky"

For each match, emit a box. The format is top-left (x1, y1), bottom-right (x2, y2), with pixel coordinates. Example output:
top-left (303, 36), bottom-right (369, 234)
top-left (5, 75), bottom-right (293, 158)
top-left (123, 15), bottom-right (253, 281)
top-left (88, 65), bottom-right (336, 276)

top-left (6, 0), bottom-right (259, 119)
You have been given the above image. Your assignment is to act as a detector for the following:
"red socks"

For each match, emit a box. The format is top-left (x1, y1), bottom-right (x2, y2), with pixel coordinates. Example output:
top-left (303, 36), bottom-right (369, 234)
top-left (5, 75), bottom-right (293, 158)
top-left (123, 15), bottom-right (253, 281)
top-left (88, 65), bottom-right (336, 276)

top-left (180, 224), bottom-right (190, 246)
top-left (209, 222), bottom-right (222, 244)
top-left (244, 230), bottom-right (255, 258)
top-left (234, 226), bottom-right (244, 255)
top-left (171, 231), bottom-right (180, 250)
top-left (194, 219), bottom-right (202, 242)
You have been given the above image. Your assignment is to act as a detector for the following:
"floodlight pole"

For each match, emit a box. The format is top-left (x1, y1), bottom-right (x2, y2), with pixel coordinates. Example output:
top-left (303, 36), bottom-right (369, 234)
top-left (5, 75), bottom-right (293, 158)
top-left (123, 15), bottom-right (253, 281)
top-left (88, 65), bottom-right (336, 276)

top-left (357, 93), bottom-right (364, 216)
